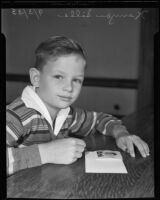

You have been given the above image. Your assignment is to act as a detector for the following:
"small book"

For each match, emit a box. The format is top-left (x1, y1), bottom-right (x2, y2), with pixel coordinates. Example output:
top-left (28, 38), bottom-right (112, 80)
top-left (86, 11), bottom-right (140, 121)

top-left (85, 150), bottom-right (128, 173)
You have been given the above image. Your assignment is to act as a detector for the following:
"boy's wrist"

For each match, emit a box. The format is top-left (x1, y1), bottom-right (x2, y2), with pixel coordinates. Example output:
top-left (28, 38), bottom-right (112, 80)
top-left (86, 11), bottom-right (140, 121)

top-left (112, 124), bottom-right (130, 140)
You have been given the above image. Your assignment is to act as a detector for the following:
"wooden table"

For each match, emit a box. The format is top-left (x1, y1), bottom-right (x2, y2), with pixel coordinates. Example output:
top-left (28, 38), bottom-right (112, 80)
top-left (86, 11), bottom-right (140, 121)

top-left (7, 105), bottom-right (154, 198)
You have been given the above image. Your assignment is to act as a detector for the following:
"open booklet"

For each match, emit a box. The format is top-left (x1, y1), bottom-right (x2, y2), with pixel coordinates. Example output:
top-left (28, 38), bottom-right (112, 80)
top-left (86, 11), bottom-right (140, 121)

top-left (85, 150), bottom-right (128, 173)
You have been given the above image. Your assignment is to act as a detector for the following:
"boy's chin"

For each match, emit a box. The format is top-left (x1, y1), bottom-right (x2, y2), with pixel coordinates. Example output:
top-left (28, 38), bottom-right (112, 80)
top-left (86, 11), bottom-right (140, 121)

top-left (58, 102), bottom-right (73, 109)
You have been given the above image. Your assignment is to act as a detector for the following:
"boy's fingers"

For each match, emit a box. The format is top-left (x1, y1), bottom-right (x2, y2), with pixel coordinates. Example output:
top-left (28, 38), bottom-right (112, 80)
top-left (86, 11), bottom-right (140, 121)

top-left (75, 151), bottom-right (83, 158)
top-left (70, 157), bottom-right (78, 164)
top-left (117, 136), bottom-right (130, 152)
top-left (137, 138), bottom-right (150, 156)
top-left (126, 137), bottom-right (135, 157)
top-left (144, 142), bottom-right (150, 155)
top-left (71, 138), bottom-right (86, 147)
top-left (133, 137), bottom-right (150, 157)
top-left (121, 146), bottom-right (127, 152)
top-left (76, 145), bottom-right (86, 152)
top-left (119, 143), bottom-right (128, 152)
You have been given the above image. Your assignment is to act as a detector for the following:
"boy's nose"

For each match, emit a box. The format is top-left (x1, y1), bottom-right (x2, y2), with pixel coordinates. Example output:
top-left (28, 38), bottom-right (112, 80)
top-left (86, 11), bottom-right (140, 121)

top-left (63, 81), bottom-right (73, 92)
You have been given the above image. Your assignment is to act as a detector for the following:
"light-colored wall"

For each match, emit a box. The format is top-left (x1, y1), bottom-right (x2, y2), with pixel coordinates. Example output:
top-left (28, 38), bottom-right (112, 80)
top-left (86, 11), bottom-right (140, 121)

top-left (3, 8), bottom-right (141, 115)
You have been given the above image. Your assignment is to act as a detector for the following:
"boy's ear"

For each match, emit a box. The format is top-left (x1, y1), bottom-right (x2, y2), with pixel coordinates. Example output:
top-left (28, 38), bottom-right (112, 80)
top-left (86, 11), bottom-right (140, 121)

top-left (29, 68), bottom-right (40, 87)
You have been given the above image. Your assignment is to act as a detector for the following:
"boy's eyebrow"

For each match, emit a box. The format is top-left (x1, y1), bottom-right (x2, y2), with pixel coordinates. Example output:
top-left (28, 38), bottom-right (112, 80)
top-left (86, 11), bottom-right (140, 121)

top-left (53, 70), bottom-right (84, 77)
top-left (74, 75), bottom-right (84, 78)
top-left (53, 70), bottom-right (65, 74)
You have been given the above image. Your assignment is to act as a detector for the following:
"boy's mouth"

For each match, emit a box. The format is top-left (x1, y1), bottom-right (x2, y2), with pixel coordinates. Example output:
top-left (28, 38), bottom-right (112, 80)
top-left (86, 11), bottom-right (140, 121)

top-left (58, 95), bottom-right (72, 102)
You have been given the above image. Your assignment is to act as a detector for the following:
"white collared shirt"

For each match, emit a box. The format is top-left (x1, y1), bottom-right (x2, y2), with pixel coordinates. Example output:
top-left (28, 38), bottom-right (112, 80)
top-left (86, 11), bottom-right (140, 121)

top-left (21, 85), bottom-right (70, 136)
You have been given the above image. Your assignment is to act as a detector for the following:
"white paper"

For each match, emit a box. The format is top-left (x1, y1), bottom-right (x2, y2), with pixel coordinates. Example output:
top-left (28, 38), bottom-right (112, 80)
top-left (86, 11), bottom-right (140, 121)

top-left (85, 150), bottom-right (128, 173)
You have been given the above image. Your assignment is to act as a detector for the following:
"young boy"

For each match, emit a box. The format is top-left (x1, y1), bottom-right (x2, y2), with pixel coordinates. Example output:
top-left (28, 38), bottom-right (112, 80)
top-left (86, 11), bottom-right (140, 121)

top-left (6, 36), bottom-right (150, 175)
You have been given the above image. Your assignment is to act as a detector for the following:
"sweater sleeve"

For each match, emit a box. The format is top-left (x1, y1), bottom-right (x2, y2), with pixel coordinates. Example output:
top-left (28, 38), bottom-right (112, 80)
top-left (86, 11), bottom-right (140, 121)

top-left (68, 107), bottom-right (129, 138)
top-left (6, 109), bottom-right (42, 176)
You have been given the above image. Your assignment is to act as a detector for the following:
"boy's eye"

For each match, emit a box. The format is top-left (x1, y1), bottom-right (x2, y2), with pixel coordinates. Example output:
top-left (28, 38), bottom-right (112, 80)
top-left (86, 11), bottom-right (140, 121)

top-left (53, 75), bottom-right (63, 80)
top-left (73, 79), bottom-right (83, 84)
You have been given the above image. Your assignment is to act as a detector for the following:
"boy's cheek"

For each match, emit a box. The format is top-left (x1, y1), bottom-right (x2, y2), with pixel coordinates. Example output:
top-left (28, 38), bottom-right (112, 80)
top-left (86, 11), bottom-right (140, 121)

top-left (75, 88), bottom-right (82, 98)
top-left (72, 93), bottom-right (80, 103)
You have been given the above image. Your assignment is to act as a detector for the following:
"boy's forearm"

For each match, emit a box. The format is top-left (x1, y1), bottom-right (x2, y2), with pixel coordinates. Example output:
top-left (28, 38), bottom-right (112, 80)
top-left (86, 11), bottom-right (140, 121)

top-left (7, 144), bottom-right (42, 176)
top-left (95, 112), bottom-right (129, 138)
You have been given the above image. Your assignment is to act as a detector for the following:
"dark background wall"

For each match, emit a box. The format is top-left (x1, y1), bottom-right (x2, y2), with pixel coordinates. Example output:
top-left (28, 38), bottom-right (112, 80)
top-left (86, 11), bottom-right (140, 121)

top-left (2, 8), bottom-right (158, 116)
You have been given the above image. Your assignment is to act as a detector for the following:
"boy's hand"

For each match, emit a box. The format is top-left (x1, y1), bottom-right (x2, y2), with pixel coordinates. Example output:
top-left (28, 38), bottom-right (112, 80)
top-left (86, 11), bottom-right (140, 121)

top-left (38, 137), bottom-right (86, 165)
top-left (115, 135), bottom-right (150, 158)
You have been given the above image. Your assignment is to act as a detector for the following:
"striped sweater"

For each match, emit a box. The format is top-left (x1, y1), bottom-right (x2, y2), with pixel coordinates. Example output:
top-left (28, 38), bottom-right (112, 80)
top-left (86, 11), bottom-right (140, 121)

top-left (6, 86), bottom-right (129, 175)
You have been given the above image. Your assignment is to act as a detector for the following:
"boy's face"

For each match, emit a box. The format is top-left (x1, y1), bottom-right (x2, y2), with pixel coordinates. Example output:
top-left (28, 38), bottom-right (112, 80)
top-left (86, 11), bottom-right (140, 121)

top-left (35, 54), bottom-right (86, 115)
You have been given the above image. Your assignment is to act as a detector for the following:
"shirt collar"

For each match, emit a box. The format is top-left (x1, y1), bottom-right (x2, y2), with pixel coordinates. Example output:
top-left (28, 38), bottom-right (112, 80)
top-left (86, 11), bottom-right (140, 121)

top-left (21, 85), bottom-right (70, 135)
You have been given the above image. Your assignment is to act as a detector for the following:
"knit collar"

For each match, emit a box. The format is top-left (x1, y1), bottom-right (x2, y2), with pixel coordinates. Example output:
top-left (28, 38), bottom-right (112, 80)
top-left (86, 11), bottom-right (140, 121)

top-left (21, 85), bottom-right (70, 136)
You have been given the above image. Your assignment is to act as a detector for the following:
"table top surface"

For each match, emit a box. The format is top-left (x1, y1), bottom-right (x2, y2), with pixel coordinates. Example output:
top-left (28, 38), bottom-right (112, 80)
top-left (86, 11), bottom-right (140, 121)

top-left (7, 105), bottom-right (154, 198)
